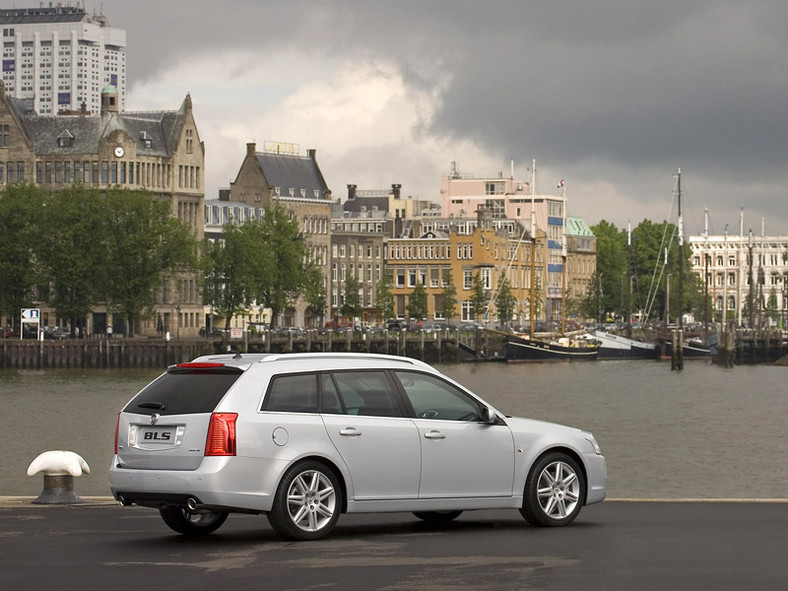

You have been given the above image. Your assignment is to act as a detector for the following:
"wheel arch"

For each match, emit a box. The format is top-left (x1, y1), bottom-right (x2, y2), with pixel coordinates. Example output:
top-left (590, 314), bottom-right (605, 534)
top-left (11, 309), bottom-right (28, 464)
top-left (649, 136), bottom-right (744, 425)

top-left (283, 455), bottom-right (349, 513)
top-left (528, 446), bottom-right (589, 505)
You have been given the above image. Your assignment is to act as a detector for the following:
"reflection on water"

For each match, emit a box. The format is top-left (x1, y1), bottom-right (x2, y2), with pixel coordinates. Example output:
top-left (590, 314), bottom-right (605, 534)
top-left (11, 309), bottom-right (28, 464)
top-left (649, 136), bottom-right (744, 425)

top-left (1, 361), bottom-right (786, 499)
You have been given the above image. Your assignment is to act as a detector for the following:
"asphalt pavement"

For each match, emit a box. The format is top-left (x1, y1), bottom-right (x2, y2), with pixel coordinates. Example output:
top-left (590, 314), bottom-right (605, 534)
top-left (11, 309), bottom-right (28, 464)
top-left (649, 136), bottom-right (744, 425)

top-left (1, 498), bottom-right (786, 590)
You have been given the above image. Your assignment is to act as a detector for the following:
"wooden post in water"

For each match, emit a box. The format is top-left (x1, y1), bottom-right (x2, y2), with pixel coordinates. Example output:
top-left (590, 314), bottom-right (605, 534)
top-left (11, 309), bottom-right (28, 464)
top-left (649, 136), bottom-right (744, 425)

top-left (671, 329), bottom-right (684, 370)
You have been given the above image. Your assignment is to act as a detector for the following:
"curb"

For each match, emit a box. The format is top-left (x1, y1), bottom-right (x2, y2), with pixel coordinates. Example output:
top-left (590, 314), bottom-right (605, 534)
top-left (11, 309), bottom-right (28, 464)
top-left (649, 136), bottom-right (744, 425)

top-left (0, 496), bottom-right (117, 508)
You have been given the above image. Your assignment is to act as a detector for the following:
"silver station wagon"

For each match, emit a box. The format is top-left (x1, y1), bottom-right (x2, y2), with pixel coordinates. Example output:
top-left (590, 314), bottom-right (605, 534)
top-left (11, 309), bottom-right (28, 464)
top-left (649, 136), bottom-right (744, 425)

top-left (110, 353), bottom-right (606, 540)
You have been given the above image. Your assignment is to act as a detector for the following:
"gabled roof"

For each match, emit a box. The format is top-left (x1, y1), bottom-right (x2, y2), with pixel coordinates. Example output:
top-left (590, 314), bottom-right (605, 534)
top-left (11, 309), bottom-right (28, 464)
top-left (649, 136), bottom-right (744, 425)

top-left (11, 95), bottom-right (191, 158)
top-left (256, 152), bottom-right (331, 200)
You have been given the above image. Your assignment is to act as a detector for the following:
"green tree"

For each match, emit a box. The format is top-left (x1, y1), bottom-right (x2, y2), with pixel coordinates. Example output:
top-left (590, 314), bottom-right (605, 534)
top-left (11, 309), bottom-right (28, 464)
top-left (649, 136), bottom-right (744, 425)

top-left (0, 184), bottom-right (45, 331)
top-left (470, 272), bottom-right (487, 322)
top-left (407, 282), bottom-right (428, 320)
top-left (36, 185), bottom-right (108, 334)
top-left (201, 222), bottom-right (259, 331)
top-left (495, 277), bottom-right (516, 327)
top-left (248, 204), bottom-right (309, 328)
top-left (302, 264), bottom-right (327, 326)
top-left (590, 220), bottom-right (625, 321)
top-left (440, 270), bottom-right (459, 324)
top-left (102, 188), bottom-right (197, 335)
top-left (340, 273), bottom-right (362, 320)
top-left (374, 266), bottom-right (395, 322)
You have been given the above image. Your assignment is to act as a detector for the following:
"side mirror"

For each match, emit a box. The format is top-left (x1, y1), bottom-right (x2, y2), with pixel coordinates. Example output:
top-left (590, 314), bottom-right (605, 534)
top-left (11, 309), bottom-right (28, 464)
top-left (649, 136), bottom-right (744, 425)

top-left (482, 405), bottom-right (498, 424)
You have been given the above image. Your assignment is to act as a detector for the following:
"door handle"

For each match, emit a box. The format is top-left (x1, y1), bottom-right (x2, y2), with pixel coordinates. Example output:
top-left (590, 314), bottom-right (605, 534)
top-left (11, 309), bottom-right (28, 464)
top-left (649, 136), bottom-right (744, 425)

top-left (424, 430), bottom-right (445, 440)
top-left (339, 427), bottom-right (362, 437)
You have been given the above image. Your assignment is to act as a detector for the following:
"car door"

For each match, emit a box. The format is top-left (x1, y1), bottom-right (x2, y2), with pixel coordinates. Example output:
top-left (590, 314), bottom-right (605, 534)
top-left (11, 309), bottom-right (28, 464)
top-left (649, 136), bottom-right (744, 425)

top-left (393, 370), bottom-right (515, 499)
top-left (321, 371), bottom-right (421, 501)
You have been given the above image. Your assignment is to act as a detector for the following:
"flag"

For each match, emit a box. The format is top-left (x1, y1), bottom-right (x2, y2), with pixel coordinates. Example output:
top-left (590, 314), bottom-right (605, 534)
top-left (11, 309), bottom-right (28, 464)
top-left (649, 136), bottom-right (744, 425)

top-left (557, 179), bottom-right (564, 188)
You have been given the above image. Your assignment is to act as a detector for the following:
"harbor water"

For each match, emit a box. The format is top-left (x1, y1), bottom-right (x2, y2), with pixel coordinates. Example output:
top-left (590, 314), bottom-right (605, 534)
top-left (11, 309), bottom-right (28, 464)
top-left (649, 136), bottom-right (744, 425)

top-left (1, 360), bottom-right (785, 499)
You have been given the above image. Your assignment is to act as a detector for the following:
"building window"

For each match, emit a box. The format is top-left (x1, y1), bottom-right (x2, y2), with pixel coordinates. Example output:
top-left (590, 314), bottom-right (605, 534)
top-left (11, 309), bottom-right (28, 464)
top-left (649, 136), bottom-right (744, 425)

top-left (485, 181), bottom-right (503, 195)
top-left (463, 270), bottom-right (473, 290)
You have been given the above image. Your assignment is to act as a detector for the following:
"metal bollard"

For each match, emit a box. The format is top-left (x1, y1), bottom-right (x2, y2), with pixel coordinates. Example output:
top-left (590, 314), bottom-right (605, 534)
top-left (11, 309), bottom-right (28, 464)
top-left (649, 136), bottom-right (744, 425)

top-left (27, 450), bottom-right (90, 504)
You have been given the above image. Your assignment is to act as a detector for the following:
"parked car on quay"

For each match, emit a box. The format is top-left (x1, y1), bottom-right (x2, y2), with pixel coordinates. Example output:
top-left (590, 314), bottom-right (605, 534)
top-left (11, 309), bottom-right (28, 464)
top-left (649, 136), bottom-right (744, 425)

top-left (110, 352), bottom-right (606, 540)
top-left (43, 326), bottom-right (71, 339)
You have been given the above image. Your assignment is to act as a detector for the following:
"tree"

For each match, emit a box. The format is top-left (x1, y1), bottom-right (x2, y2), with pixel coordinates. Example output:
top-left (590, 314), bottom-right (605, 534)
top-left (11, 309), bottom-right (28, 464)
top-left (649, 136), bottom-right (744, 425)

top-left (470, 272), bottom-right (487, 322)
top-left (36, 185), bottom-right (107, 334)
top-left (374, 266), bottom-right (395, 322)
top-left (302, 264), bottom-right (327, 326)
top-left (590, 220), bottom-right (625, 321)
top-left (340, 273), bottom-right (362, 321)
top-left (0, 184), bottom-right (45, 331)
top-left (201, 222), bottom-right (259, 331)
top-left (495, 277), bottom-right (516, 327)
top-left (440, 270), bottom-right (459, 324)
top-left (248, 204), bottom-right (309, 328)
top-left (102, 188), bottom-right (197, 335)
top-left (407, 282), bottom-right (428, 320)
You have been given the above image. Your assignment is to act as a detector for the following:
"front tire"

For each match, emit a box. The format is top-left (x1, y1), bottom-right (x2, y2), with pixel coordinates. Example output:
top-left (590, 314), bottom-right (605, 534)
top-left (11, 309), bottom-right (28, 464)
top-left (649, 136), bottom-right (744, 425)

top-left (159, 507), bottom-right (228, 536)
top-left (520, 452), bottom-right (585, 527)
top-left (268, 461), bottom-right (343, 541)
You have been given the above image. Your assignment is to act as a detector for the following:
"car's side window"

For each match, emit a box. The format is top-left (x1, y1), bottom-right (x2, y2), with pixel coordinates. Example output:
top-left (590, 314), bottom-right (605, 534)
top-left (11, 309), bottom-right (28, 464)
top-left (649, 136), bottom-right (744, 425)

top-left (394, 370), bottom-right (483, 421)
top-left (331, 371), bottom-right (403, 417)
top-left (262, 373), bottom-right (318, 412)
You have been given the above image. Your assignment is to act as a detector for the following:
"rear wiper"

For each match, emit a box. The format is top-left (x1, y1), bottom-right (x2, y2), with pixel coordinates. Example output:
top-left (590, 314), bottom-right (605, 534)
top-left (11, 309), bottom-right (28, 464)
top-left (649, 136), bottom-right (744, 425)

top-left (137, 402), bottom-right (166, 410)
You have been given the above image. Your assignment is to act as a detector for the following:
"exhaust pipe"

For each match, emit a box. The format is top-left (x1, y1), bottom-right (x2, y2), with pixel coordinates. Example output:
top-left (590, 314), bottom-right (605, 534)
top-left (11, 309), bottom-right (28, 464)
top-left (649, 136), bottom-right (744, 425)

top-left (117, 495), bottom-right (131, 506)
top-left (186, 497), bottom-right (199, 511)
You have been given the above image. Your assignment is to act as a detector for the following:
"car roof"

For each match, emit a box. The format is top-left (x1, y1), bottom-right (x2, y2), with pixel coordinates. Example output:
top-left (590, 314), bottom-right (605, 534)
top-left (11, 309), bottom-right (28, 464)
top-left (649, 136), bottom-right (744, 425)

top-left (181, 352), bottom-right (436, 373)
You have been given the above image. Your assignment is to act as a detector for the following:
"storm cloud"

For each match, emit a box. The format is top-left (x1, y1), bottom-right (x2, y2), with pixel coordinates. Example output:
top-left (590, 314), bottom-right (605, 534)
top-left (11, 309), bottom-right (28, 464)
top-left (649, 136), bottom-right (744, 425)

top-left (94, 0), bottom-right (788, 235)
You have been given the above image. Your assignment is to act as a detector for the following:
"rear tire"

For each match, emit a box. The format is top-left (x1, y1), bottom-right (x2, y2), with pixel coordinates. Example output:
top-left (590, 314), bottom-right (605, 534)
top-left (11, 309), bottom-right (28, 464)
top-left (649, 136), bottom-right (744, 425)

top-left (159, 507), bottom-right (228, 536)
top-left (268, 461), bottom-right (343, 541)
top-left (520, 452), bottom-right (585, 527)
top-left (413, 510), bottom-right (463, 523)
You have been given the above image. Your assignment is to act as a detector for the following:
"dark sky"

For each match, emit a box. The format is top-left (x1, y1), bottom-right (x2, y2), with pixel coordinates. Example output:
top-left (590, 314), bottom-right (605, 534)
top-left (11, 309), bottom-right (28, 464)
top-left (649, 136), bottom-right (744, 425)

top-left (89, 0), bottom-right (788, 236)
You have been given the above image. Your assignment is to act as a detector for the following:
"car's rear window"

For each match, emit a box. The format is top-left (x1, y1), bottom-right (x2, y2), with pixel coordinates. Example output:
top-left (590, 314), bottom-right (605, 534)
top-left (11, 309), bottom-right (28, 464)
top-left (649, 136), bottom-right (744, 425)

top-left (124, 369), bottom-right (242, 415)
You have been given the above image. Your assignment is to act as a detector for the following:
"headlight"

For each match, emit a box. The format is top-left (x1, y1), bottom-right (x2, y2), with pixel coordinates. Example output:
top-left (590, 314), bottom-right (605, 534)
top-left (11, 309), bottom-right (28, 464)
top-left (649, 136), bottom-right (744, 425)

top-left (583, 431), bottom-right (602, 455)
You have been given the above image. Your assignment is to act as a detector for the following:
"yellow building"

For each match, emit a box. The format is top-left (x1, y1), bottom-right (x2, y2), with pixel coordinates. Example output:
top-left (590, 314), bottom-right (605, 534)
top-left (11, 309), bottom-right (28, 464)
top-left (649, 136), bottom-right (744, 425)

top-left (386, 209), bottom-right (541, 325)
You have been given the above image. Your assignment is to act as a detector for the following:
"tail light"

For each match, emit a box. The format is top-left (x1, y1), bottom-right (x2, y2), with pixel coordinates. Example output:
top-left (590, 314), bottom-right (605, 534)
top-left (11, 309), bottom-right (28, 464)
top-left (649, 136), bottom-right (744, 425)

top-left (114, 413), bottom-right (120, 454)
top-left (205, 413), bottom-right (238, 456)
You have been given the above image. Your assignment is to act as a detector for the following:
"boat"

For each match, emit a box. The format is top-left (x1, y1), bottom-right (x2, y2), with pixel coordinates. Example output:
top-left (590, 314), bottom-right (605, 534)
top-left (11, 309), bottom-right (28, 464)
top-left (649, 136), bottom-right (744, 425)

top-left (593, 330), bottom-right (658, 360)
top-left (505, 332), bottom-right (599, 362)
top-left (661, 332), bottom-right (716, 360)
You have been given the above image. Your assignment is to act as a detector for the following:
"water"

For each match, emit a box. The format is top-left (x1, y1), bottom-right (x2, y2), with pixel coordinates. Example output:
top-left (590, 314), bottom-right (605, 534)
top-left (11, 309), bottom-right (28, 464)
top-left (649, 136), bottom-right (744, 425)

top-left (1, 361), bottom-right (785, 499)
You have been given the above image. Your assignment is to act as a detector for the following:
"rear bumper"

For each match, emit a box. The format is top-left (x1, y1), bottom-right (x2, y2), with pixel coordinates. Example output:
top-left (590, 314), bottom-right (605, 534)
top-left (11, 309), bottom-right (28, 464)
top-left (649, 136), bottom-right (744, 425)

top-left (109, 455), bottom-right (288, 512)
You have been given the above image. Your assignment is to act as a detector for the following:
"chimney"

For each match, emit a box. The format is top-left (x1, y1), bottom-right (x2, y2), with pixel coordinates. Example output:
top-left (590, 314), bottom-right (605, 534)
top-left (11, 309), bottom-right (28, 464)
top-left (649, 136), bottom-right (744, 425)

top-left (308, 149), bottom-right (317, 160)
top-left (246, 142), bottom-right (256, 157)
top-left (392, 184), bottom-right (402, 199)
top-left (347, 184), bottom-right (357, 200)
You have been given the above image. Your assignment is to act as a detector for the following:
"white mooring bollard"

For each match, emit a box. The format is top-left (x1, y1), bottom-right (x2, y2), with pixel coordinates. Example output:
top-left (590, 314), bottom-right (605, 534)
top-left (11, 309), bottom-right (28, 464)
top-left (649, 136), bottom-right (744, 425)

top-left (26, 450), bottom-right (90, 504)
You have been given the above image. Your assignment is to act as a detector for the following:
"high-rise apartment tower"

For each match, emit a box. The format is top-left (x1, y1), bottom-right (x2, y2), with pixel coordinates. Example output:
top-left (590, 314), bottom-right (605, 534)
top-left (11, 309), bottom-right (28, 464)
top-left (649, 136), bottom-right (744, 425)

top-left (0, 4), bottom-right (126, 115)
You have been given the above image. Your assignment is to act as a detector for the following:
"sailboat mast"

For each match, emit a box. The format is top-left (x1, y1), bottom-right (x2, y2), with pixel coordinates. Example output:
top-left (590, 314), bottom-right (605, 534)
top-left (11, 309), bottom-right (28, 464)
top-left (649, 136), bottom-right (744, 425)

top-left (626, 220), bottom-right (632, 339)
top-left (677, 168), bottom-right (684, 331)
top-left (530, 159), bottom-right (537, 338)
